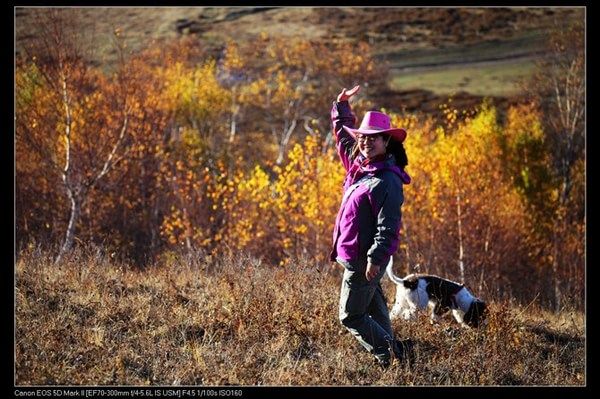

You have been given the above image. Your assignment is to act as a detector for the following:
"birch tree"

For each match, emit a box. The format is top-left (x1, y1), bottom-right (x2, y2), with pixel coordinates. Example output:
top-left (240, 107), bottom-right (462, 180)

top-left (16, 9), bottom-right (134, 263)
top-left (524, 16), bottom-right (585, 309)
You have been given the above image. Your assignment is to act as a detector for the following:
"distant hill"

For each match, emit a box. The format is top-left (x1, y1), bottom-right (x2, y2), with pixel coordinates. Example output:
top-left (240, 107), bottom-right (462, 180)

top-left (15, 6), bottom-right (583, 116)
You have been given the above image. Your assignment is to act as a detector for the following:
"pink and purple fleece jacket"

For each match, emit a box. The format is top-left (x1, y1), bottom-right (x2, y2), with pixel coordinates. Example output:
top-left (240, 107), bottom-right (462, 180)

top-left (329, 101), bottom-right (411, 267)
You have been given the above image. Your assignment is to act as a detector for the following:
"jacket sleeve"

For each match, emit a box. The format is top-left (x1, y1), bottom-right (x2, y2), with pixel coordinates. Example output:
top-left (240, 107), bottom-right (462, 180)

top-left (367, 178), bottom-right (404, 267)
top-left (331, 100), bottom-right (357, 172)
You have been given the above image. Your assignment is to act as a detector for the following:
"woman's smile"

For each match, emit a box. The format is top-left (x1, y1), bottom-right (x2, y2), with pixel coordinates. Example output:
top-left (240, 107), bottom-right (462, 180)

top-left (357, 134), bottom-right (387, 159)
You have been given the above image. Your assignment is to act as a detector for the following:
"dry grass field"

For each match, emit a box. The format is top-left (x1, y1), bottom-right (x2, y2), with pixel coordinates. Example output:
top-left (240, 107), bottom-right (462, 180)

top-left (15, 246), bottom-right (585, 386)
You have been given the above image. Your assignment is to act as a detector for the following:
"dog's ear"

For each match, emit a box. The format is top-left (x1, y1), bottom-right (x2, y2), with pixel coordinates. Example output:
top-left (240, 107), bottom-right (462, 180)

top-left (464, 300), bottom-right (486, 328)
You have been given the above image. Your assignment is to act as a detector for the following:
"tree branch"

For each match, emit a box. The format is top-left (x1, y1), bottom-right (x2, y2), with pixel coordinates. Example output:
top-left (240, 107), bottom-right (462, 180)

top-left (94, 110), bottom-right (129, 184)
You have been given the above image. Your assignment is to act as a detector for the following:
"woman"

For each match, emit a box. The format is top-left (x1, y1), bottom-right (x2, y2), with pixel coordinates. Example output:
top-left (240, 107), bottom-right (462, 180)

top-left (330, 85), bottom-right (412, 368)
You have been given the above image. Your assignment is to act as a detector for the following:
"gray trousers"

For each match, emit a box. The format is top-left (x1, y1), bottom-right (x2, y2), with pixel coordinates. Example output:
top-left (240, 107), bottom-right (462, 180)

top-left (337, 257), bottom-right (396, 361)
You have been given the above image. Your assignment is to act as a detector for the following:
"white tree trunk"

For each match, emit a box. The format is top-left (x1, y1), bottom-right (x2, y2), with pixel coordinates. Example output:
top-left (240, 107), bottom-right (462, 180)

top-left (276, 119), bottom-right (297, 165)
top-left (456, 189), bottom-right (465, 282)
top-left (55, 192), bottom-right (80, 264)
top-left (552, 226), bottom-right (562, 311)
top-left (229, 89), bottom-right (239, 144)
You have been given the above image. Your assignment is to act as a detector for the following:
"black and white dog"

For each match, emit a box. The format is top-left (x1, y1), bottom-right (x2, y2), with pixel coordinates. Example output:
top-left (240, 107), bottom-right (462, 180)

top-left (385, 257), bottom-right (487, 328)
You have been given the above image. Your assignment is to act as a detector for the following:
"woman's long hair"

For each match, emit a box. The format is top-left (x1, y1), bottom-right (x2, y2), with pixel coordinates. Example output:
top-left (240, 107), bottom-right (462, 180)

top-left (385, 135), bottom-right (408, 169)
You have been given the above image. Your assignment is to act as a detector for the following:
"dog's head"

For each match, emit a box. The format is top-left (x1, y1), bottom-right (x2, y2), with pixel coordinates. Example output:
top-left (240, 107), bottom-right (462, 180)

top-left (463, 299), bottom-right (487, 328)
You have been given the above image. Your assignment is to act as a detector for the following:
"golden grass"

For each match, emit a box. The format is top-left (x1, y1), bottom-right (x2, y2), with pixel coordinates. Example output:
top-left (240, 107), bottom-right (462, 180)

top-left (15, 247), bottom-right (585, 386)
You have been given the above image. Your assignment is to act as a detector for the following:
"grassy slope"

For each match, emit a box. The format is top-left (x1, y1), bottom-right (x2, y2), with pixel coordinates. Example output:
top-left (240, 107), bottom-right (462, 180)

top-left (15, 248), bottom-right (585, 386)
top-left (385, 29), bottom-right (546, 96)
top-left (391, 58), bottom-right (536, 97)
top-left (15, 7), bottom-right (582, 101)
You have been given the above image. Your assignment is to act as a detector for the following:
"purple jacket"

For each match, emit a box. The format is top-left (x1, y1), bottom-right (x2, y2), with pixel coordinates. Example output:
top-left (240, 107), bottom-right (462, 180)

top-left (329, 101), bottom-right (411, 267)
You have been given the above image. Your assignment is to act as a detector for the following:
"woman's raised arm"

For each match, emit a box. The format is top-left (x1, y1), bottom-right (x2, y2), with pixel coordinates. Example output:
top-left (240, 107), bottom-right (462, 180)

top-left (331, 85), bottom-right (361, 171)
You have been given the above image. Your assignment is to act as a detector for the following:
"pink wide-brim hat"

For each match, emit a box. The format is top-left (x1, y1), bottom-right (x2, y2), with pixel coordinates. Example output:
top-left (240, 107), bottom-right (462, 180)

top-left (343, 111), bottom-right (407, 143)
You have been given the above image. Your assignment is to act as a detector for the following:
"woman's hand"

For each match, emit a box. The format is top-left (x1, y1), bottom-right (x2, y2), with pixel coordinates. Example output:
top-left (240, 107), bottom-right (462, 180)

top-left (366, 262), bottom-right (380, 281)
top-left (337, 85), bottom-right (361, 102)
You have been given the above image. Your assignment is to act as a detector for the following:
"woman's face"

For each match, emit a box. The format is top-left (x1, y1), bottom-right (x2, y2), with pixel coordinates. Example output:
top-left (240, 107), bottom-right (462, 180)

top-left (356, 133), bottom-right (387, 159)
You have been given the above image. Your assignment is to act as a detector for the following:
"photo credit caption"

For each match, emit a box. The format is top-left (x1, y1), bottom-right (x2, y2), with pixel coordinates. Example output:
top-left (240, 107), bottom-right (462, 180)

top-left (14, 389), bottom-right (245, 398)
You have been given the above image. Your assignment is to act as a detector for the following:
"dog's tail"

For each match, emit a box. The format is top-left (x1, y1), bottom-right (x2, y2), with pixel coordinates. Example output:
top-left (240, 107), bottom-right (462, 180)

top-left (385, 256), bottom-right (405, 285)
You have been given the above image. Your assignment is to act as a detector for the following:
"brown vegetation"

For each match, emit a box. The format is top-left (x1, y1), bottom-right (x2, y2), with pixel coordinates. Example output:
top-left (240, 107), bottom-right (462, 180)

top-left (15, 247), bottom-right (584, 385)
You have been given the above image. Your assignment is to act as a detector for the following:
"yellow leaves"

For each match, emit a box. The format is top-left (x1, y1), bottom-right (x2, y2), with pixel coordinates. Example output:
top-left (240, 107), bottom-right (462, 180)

top-left (267, 135), bottom-right (343, 256)
top-left (239, 79), bottom-right (268, 105)
top-left (389, 112), bottom-right (418, 133)
top-left (506, 103), bottom-right (545, 142)
top-left (223, 40), bottom-right (245, 71)
top-left (161, 60), bottom-right (230, 122)
top-left (157, 133), bottom-right (344, 260)
top-left (440, 100), bottom-right (461, 129)
top-left (400, 101), bottom-right (535, 264)
top-left (272, 70), bottom-right (298, 105)
top-left (239, 165), bottom-right (270, 198)
top-left (161, 208), bottom-right (188, 245)
top-left (468, 101), bottom-right (498, 139)
top-left (294, 224), bottom-right (308, 235)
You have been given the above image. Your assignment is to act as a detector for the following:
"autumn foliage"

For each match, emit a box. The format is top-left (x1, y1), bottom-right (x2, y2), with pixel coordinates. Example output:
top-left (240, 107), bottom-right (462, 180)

top-left (16, 12), bottom-right (584, 310)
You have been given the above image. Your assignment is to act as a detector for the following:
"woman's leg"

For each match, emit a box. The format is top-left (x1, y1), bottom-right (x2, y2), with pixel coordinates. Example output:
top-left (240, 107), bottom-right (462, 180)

top-left (338, 264), bottom-right (394, 363)
top-left (368, 283), bottom-right (394, 339)
top-left (368, 281), bottom-right (405, 359)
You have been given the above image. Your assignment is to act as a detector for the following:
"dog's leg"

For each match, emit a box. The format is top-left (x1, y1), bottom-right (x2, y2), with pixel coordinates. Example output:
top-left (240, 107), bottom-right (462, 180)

top-left (390, 288), bottom-right (402, 320)
top-left (390, 304), bottom-right (403, 320)
top-left (392, 290), bottom-right (415, 320)
top-left (429, 302), bottom-right (440, 324)
top-left (401, 304), bottom-right (417, 320)
top-left (403, 287), bottom-right (422, 320)
top-left (390, 284), bottom-right (413, 320)
top-left (430, 302), bottom-right (450, 325)
top-left (451, 309), bottom-right (465, 325)
top-left (429, 311), bottom-right (439, 324)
